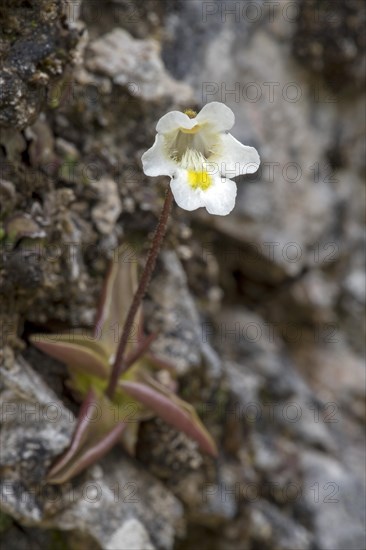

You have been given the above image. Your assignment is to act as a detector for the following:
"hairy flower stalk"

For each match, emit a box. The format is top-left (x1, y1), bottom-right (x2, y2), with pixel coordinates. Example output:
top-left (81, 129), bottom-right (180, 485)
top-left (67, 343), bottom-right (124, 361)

top-left (105, 188), bottom-right (174, 399)
top-left (108, 102), bottom-right (260, 396)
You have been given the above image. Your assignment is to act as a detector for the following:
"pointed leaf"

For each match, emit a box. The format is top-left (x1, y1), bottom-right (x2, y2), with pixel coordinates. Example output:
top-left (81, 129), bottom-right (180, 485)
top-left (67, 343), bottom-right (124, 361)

top-left (66, 370), bottom-right (107, 399)
top-left (124, 333), bottom-right (157, 370)
top-left (119, 421), bottom-right (140, 456)
top-left (94, 246), bottom-right (143, 356)
top-left (48, 422), bottom-right (126, 484)
top-left (47, 389), bottom-right (126, 484)
top-left (143, 352), bottom-right (177, 374)
top-left (119, 380), bottom-right (217, 456)
top-left (30, 333), bottom-right (109, 378)
top-left (47, 389), bottom-right (97, 479)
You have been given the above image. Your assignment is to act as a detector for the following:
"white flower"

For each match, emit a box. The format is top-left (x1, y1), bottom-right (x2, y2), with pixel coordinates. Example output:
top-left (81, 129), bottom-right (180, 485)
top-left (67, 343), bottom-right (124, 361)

top-left (141, 102), bottom-right (260, 216)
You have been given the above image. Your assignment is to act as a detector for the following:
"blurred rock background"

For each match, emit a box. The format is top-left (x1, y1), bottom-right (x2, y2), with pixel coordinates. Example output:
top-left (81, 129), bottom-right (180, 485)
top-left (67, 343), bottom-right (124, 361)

top-left (0, 1), bottom-right (365, 549)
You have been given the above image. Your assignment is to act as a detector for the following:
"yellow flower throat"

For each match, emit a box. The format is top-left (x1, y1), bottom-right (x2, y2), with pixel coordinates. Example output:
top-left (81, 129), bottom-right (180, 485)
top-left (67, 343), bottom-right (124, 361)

top-left (188, 170), bottom-right (212, 191)
top-left (174, 118), bottom-right (214, 191)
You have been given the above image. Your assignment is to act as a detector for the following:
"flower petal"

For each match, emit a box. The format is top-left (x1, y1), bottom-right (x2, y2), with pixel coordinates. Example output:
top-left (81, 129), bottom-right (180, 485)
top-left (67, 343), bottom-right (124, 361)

top-left (196, 102), bottom-right (235, 132)
top-left (170, 169), bottom-right (206, 211)
top-left (216, 133), bottom-right (260, 177)
top-left (203, 174), bottom-right (237, 216)
top-left (156, 111), bottom-right (197, 134)
top-left (141, 134), bottom-right (176, 177)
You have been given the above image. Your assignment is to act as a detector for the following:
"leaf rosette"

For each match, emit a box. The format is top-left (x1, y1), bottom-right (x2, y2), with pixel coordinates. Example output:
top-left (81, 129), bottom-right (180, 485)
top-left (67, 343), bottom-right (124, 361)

top-left (31, 247), bottom-right (217, 484)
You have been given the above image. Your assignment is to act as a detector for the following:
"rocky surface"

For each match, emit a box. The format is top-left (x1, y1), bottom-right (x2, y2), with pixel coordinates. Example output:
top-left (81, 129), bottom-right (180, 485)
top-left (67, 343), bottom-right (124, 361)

top-left (0, 0), bottom-right (83, 129)
top-left (1, 1), bottom-right (365, 549)
top-left (0, 357), bottom-right (183, 549)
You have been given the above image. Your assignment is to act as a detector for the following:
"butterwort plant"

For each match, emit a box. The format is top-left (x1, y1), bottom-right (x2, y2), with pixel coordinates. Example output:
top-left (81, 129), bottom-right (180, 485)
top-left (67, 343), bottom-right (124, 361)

top-left (31, 253), bottom-right (216, 483)
top-left (31, 102), bottom-right (260, 484)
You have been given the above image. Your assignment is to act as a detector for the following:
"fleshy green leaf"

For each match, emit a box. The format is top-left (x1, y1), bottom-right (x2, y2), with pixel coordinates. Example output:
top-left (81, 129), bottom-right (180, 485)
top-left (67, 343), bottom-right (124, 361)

top-left (30, 243), bottom-right (218, 478)
top-left (47, 389), bottom-right (96, 479)
top-left (124, 333), bottom-right (157, 370)
top-left (119, 421), bottom-right (141, 456)
top-left (94, 248), bottom-right (143, 356)
top-left (47, 389), bottom-right (126, 484)
top-left (30, 333), bottom-right (109, 378)
top-left (143, 352), bottom-right (178, 374)
top-left (66, 370), bottom-right (108, 398)
top-left (119, 379), bottom-right (217, 456)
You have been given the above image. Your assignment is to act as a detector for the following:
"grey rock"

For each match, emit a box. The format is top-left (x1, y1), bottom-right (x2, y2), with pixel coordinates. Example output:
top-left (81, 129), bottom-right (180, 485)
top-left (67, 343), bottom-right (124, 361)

top-left (301, 450), bottom-right (366, 550)
top-left (146, 250), bottom-right (221, 378)
top-left (249, 500), bottom-right (313, 550)
top-left (0, 358), bottom-right (74, 521)
top-left (293, 0), bottom-right (366, 91)
top-left (87, 28), bottom-right (193, 103)
top-left (48, 455), bottom-right (184, 550)
top-left (0, 179), bottom-right (16, 216)
top-left (105, 518), bottom-right (155, 550)
top-left (0, 0), bottom-right (82, 129)
top-left (0, 358), bottom-right (184, 550)
top-left (91, 177), bottom-right (122, 235)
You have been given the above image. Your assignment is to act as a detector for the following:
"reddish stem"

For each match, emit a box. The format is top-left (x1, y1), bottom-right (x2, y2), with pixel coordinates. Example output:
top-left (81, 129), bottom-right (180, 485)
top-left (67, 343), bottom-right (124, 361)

top-left (105, 188), bottom-right (173, 399)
